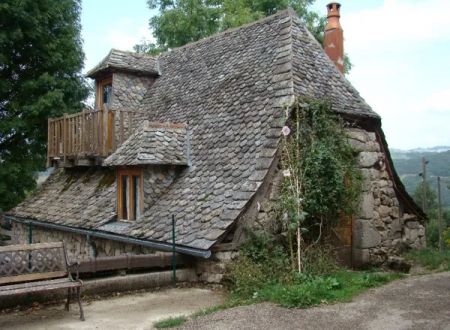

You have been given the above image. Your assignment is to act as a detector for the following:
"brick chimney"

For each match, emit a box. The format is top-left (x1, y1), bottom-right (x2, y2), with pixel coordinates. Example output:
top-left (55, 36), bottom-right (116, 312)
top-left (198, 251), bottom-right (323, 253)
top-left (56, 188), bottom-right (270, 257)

top-left (324, 2), bottom-right (344, 73)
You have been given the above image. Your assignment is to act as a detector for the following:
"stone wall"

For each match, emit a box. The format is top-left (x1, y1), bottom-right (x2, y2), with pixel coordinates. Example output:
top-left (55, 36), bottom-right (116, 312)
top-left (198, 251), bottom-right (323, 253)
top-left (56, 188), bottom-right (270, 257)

top-left (111, 72), bottom-right (154, 109)
top-left (142, 166), bottom-right (178, 212)
top-left (347, 128), bottom-right (426, 267)
top-left (195, 251), bottom-right (239, 283)
top-left (196, 127), bottom-right (427, 282)
top-left (195, 156), bottom-right (282, 283)
top-left (11, 222), bottom-right (154, 262)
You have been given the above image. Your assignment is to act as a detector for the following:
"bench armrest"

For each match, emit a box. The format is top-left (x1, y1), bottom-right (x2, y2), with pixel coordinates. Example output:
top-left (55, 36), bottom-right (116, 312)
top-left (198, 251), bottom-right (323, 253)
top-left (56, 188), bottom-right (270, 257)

top-left (67, 261), bottom-right (81, 280)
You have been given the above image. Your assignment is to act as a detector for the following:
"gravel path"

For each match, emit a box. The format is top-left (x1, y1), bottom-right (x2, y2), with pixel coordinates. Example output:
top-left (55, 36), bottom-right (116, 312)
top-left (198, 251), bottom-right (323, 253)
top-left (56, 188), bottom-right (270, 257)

top-left (179, 272), bottom-right (450, 330)
top-left (0, 287), bottom-right (224, 330)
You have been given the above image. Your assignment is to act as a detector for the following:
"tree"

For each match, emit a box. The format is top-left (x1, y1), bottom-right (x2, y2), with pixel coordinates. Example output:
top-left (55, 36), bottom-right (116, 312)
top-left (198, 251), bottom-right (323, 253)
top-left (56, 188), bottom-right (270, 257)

top-left (138, 0), bottom-right (325, 51)
top-left (412, 181), bottom-right (438, 217)
top-left (0, 0), bottom-right (88, 211)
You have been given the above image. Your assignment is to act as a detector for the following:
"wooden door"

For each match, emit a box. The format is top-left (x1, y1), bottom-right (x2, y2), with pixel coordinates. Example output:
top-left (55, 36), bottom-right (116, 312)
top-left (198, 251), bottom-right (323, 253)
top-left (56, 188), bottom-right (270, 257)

top-left (333, 214), bottom-right (353, 267)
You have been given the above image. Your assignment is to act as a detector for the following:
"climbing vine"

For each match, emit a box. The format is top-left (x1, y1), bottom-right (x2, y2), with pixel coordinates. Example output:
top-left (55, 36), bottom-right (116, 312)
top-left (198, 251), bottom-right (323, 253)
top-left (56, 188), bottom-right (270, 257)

top-left (279, 98), bottom-right (362, 272)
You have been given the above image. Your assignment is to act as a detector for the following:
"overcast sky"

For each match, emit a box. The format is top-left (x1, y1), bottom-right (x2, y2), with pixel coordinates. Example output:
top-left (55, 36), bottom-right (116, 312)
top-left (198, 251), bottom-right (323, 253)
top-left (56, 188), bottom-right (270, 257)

top-left (81, 0), bottom-right (450, 150)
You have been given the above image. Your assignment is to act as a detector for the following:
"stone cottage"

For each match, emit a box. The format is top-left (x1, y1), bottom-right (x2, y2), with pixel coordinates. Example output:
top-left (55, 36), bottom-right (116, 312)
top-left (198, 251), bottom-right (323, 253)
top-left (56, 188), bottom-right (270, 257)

top-left (5, 4), bottom-right (425, 281)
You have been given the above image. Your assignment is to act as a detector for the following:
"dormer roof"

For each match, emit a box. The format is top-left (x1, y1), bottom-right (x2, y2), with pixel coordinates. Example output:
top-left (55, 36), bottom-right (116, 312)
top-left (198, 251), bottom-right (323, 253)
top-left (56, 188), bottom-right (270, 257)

top-left (103, 121), bottom-right (189, 166)
top-left (86, 49), bottom-right (160, 78)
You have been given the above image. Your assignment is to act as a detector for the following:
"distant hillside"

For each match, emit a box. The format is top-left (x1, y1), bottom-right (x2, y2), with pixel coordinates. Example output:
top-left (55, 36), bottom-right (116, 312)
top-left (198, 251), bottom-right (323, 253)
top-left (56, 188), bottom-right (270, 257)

top-left (390, 147), bottom-right (450, 208)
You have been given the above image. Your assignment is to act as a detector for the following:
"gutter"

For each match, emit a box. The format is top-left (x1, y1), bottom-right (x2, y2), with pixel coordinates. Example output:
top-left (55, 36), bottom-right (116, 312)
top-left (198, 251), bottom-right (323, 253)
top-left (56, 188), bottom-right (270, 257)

top-left (5, 215), bottom-right (211, 259)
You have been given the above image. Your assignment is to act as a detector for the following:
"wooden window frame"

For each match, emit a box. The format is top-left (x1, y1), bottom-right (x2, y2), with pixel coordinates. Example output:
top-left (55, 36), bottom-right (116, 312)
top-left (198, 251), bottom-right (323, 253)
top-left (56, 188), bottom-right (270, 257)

top-left (117, 168), bottom-right (143, 221)
top-left (96, 76), bottom-right (113, 109)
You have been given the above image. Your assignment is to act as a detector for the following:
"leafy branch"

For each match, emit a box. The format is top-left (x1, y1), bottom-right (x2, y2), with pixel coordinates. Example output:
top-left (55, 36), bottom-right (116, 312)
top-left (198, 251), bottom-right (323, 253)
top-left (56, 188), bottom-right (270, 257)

top-left (279, 98), bottom-right (362, 272)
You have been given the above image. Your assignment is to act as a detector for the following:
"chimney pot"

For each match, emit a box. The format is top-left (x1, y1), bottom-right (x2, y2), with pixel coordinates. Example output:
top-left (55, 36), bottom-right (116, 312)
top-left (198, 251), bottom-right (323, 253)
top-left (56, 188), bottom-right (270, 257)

top-left (324, 2), bottom-right (344, 74)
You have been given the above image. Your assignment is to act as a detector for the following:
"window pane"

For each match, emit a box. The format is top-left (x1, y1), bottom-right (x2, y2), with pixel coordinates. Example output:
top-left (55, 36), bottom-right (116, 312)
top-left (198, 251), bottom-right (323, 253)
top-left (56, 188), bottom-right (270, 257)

top-left (121, 175), bottom-right (128, 219)
top-left (103, 84), bottom-right (112, 105)
top-left (132, 175), bottom-right (140, 220)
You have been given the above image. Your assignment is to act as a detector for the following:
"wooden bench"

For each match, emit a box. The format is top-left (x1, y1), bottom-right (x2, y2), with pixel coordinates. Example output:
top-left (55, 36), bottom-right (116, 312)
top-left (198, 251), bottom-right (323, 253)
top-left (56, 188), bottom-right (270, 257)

top-left (0, 242), bottom-right (84, 320)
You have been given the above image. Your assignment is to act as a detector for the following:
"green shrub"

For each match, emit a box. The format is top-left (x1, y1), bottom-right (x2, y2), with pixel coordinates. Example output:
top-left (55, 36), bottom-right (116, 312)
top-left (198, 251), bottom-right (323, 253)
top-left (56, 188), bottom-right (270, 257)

top-left (154, 316), bottom-right (187, 329)
top-left (301, 245), bottom-right (339, 275)
top-left (426, 218), bottom-right (440, 248)
top-left (251, 271), bottom-right (401, 308)
top-left (404, 248), bottom-right (450, 271)
top-left (226, 256), bottom-right (269, 298)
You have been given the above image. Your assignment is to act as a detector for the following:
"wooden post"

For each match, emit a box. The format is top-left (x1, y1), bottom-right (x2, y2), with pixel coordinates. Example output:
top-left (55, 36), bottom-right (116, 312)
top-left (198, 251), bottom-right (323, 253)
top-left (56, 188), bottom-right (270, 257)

top-left (81, 110), bottom-right (85, 155)
top-left (437, 176), bottom-right (444, 252)
top-left (103, 106), bottom-right (109, 156)
top-left (46, 118), bottom-right (51, 167)
top-left (63, 114), bottom-right (68, 164)
top-left (421, 157), bottom-right (428, 214)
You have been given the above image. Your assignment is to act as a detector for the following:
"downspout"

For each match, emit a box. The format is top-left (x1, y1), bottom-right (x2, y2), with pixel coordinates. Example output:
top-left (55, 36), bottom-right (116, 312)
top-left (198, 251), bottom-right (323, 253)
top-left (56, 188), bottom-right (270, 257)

top-left (6, 215), bottom-right (211, 259)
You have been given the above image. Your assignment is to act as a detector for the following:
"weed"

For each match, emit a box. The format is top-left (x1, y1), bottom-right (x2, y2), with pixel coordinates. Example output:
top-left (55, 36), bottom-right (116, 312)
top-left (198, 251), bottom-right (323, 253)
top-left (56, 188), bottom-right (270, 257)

top-left (404, 248), bottom-right (450, 271)
top-left (154, 316), bottom-right (187, 329)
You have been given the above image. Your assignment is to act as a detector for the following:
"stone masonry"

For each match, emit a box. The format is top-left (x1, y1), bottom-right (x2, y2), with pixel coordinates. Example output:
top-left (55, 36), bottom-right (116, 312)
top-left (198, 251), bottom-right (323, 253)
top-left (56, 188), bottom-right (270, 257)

top-left (347, 128), bottom-right (426, 267)
top-left (11, 222), bottom-right (154, 262)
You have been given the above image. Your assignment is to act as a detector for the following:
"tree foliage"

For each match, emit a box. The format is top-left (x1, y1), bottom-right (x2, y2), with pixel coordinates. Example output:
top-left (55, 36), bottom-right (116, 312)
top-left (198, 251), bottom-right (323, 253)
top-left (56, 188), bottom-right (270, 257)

top-left (136, 0), bottom-right (325, 53)
top-left (412, 181), bottom-right (438, 215)
top-left (279, 98), bottom-right (361, 271)
top-left (0, 0), bottom-right (88, 211)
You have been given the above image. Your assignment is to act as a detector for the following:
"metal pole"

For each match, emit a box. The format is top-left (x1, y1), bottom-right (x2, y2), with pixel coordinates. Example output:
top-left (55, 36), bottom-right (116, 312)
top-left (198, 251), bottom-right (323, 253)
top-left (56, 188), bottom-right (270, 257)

top-left (28, 224), bottom-right (33, 244)
top-left (437, 176), bottom-right (444, 252)
top-left (172, 214), bottom-right (176, 287)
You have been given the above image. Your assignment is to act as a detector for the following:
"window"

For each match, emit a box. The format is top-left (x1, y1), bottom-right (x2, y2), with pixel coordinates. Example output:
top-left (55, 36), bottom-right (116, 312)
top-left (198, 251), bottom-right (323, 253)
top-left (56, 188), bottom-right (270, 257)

top-left (117, 168), bottom-right (143, 221)
top-left (96, 77), bottom-right (113, 109)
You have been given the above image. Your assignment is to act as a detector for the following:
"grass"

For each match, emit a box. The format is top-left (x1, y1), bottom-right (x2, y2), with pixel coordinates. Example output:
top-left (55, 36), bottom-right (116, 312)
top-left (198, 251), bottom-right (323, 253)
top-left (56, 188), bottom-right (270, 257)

top-left (153, 270), bottom-right (402, 328)
top-left (240, 270), bottom-right (403, 308)
top-left (404, 248), bottom-right (450, 271)
top-left (154, 316), bottom-right (187, 329)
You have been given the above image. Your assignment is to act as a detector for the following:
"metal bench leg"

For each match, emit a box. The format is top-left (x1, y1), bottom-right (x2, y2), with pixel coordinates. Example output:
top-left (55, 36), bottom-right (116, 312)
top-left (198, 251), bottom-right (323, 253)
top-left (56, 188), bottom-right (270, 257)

top-left (76, 287), bottom-right (85, 321)
top-left (65, 288), bottom-right (71, 311)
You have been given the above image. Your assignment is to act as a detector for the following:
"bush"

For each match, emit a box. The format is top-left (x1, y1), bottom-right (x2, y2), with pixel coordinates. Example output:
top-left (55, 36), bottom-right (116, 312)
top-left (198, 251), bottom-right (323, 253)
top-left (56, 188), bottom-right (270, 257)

top-left (226, 256), bottom-right (269, 298)
top-left (426, 218), bottom-right (440, 248)
top-left (301, 245), bottom-right (339, 275)
top-left (404, 248), bottom-right (450, 271)
top-left (154, 316), bottom-right (187, 329)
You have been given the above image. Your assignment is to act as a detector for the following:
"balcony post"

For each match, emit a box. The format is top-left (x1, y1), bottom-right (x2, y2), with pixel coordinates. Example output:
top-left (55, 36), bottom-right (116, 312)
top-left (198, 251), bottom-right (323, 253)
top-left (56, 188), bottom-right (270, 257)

top-left (46, 118), bottom-right (51, 168)
top-left (103, 106), bottom-right (109, 156)
top-left (63, 113), bottom-right (68, 164)
top-left (81, 109), bottom-right (85, 156)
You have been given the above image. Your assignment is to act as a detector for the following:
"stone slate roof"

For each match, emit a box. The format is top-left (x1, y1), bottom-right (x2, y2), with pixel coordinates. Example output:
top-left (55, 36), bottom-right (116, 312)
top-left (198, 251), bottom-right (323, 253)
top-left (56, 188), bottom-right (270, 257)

top-left (86, 49), bottom-right (160, 78)
top-left (9, 9), bottom-right (381, 254)
top-left (103, 121), bottom-right (189, 166)
top-left (11, 168), bottom-right (117, 228)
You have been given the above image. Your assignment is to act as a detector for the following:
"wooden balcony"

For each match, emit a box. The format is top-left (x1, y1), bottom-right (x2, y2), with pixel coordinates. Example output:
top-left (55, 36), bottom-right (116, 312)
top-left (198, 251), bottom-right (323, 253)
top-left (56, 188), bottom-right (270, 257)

top-left (47, 108), bottom-right (142, 167)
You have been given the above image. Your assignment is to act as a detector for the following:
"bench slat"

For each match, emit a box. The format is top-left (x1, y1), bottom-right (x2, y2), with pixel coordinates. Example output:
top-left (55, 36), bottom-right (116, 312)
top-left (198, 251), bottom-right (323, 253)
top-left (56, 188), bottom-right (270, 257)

top-left (0, 279), bottom-right (81, 296)
top-left (0, 277), bottom-right (70, 291)
top-left (0, 242), bottom-right (64, 253)
top-left (0, 271), bottom-right (68, 285)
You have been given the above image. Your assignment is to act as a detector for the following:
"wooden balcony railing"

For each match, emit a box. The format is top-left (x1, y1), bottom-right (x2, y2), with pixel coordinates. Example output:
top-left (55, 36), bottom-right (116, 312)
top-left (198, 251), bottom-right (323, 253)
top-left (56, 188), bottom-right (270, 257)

top-left (47, 108), bottom-right (143, 166)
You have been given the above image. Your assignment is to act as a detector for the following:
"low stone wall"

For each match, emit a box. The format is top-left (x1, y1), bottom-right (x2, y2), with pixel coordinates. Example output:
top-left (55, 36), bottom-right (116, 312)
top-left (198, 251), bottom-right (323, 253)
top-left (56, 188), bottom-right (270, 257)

top-left (195, 251), bottom-right (238, 283)
top-left (11, 222), bottom-right (155, 261)
top-left (347, 128), bottom-right (426, 267)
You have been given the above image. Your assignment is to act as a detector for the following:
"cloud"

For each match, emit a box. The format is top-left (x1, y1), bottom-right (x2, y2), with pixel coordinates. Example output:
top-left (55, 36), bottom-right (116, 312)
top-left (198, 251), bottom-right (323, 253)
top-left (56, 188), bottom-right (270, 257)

top-left (106, 18), bottom-right (155, 51)
top-left (412, 88), bottom-right (450, 113)
top-left (336, 0), bottom-right (450, 149)
top-left (343, 0), bottom-right (450, 46)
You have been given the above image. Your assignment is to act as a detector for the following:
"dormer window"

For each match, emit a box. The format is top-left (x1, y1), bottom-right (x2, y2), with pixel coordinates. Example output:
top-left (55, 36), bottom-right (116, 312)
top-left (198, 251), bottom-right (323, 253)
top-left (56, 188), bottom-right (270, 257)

top-left (103, 84), bottom-right (112, 105)
top-left (117, 168), bottom-right (143, 221)
top-left (96, 76), bottom-right (112, 109)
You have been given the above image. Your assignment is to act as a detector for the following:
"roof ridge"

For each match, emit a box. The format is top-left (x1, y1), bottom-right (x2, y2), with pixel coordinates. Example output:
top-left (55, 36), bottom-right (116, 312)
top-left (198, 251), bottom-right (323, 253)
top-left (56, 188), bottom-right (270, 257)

top-left (159, 8), bottom-right (294, 55)
top-left (110, 48), bottom-right (157, 59)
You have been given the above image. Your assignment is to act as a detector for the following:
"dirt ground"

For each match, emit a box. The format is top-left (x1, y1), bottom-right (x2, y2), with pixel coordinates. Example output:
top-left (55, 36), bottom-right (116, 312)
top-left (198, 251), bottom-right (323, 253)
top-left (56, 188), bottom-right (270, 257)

top-left (1, 273), bottom-right (449, 330)
top-left (0, 287), bottom-right (225, 330)
top-left (179, 272), bottom-right (450, 330)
